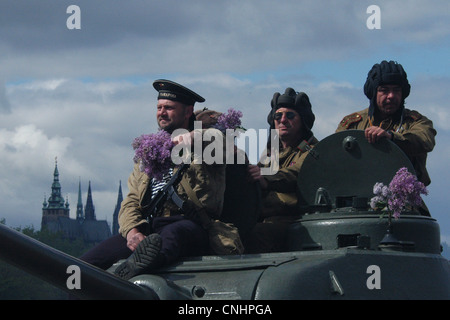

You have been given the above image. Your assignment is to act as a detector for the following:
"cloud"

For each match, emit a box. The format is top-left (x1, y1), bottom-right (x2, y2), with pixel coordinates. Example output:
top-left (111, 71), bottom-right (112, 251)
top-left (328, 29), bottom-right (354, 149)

top-left (379, 1), bottom-right (450, 43)
top-left (0, 124), bottom-right (71, 227)
top-left (0, 81), bottom-right (11, 113)
top-left (409, 75), bottom-right (450, 131)
top-left (0, 124), bottom-right (71, 171)
top-left (2, 1), bottom-right (448, 80)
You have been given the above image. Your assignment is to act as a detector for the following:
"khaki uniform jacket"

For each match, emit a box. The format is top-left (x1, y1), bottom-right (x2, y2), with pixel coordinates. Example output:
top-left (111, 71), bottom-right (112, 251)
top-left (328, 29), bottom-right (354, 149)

top-left (336, 108), bottom-right (436, 185)
top-left (260, 137), bottom-right (319, 219)
top-left (118, 162), bottom-right (226, 238)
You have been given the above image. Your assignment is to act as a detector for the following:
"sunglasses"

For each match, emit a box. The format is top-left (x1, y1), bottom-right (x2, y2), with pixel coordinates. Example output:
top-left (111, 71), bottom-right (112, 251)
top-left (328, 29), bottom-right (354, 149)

top-left (273, 111), bottom-right (296, 121)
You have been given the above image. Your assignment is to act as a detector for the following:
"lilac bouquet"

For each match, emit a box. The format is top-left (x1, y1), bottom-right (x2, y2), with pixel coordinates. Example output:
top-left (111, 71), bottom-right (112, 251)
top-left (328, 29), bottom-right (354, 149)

top-left (370, 167), bottom-right (428, 219)
top-left (132, 130), bottom-right (175, 181)
top-left (213, 108), bottom-right (245, 132)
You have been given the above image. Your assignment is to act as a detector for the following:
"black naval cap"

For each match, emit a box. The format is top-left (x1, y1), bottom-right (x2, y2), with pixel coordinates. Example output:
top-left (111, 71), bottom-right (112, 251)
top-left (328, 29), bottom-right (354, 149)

top-left (153, 79), bottom-right (205, 105)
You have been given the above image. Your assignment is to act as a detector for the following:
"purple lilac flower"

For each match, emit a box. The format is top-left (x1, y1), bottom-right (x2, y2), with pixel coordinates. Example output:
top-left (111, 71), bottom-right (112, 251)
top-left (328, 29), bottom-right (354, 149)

top-left (370, 182), bottom-right (390, 210)
top-left (373, 182), bottom-right (383, 195)
top-left (370, 167), bottom-right (428, 219)
top-left (132, 130), bottom-right (175, 181)
top-left (388, 167), bottom-right (428, 219)
top-left (370, 195), bottom-right (385, 210)
top-left (213, 108), bottom-right (244, 132)
top-left (381, 185), bottom-right (390, 198)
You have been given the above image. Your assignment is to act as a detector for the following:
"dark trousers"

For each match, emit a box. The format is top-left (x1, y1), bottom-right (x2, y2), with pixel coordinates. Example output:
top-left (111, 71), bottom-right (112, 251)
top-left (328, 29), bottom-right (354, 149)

top-left (80, 216), bottom-right (209, 270)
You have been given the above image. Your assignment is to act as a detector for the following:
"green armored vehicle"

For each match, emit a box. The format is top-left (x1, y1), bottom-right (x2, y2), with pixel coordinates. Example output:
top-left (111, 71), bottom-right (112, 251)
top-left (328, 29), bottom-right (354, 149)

top-left (1, 130), bottom-right (449, 299)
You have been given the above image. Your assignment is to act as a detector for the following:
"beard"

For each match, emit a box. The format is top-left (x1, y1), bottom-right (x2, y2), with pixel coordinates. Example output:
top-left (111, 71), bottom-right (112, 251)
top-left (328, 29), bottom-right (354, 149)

top-left (379, 102), bottom-right (400, 115)
top-left (157, 113), bottom-right (188, 134)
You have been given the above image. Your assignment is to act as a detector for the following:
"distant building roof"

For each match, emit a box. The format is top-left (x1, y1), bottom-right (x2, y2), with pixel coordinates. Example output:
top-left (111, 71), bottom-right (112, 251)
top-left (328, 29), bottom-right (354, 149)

top-left (44, 216), bottom-right (111, 243)
top-left (45, 216), bottom-right (80, 239)
top-left (81, 219), bottom-right (111, 243)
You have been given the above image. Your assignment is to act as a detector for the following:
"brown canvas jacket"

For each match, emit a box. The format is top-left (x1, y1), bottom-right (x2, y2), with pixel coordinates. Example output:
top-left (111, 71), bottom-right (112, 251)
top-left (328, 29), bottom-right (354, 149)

top-left (259, 136), bottom-right (319, 218)
top-left (118, 162), bottom-right (226, 238)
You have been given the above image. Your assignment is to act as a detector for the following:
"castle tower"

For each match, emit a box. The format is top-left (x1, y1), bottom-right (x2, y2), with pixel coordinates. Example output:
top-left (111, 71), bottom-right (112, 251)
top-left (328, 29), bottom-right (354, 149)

top-left (84, 181), bottom-right (96, 221)
top-left (42, 158), bottom-right (70, 228)
top-left (112, 181), bottom-right (123, 235)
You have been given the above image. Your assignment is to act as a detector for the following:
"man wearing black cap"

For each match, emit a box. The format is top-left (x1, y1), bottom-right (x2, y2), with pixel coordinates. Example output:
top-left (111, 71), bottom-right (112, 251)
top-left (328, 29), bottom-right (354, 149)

top-left (80, 80), bottom-right (226, 279)
top-left (153, 79), bottom-right (205, 133)
top-left (245, 88), bottom-right (319, 253)
top-left (336, 60), bottom-right (436, 186)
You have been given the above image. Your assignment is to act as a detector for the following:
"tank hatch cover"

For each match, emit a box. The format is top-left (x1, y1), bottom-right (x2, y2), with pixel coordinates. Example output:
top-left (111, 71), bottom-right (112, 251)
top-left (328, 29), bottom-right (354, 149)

top-left (297, 130), bottom-right (415, 210)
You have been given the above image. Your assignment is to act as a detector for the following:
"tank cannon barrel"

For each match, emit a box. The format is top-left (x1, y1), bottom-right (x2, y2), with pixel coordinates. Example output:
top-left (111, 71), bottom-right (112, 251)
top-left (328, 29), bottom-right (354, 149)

top-left (0, 223), bottom-right (157, 300)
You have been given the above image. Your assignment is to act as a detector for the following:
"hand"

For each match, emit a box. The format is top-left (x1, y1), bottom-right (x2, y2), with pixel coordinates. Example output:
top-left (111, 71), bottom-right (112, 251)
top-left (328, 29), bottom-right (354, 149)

top-left (172, 131), bottom-right (194, 146)
top-left (247, 164), bottom-right (268, 189)
top-left (364, 126), bottom-right (392, 144)
top-left (126, 228), bottom-right (146, 251)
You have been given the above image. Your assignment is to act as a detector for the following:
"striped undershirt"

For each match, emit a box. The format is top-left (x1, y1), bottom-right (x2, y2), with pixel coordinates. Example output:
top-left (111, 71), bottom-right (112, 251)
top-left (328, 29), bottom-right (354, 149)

top-left (150, 168), bottom-right (174, 199)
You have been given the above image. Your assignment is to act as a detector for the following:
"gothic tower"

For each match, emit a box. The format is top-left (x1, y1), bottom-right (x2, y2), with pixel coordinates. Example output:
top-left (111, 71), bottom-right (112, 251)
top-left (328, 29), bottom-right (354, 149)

top-left (112, 181), bottom-right (123, 235)
top-left (40, 159), bottom-right (112, 242)
top-left (84, 181), bottom-right (96, 221)
top-left (42, 158), bottom-right (70, 228)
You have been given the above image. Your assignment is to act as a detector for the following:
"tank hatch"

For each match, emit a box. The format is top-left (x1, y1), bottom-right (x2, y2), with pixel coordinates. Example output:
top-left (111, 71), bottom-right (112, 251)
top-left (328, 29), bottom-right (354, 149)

top-left (297, 130), bottom-right (415, 213)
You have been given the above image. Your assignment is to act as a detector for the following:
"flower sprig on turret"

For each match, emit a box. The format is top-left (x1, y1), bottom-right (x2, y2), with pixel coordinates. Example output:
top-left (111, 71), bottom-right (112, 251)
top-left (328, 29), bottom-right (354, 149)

top-left (370, 167), bottom-right (428, 219)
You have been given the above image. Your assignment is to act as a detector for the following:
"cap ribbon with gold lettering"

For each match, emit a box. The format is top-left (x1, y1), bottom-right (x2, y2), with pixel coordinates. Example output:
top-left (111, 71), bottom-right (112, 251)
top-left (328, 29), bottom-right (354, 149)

top-left (153, 79), bottom-right (205, 106)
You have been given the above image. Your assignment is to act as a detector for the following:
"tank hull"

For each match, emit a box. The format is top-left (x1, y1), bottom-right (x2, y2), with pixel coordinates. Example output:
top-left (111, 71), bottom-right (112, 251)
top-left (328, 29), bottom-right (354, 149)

top-left (128, 214), bottom-right (449, 300)
top-left (130, 248), bottom-right (449, 300)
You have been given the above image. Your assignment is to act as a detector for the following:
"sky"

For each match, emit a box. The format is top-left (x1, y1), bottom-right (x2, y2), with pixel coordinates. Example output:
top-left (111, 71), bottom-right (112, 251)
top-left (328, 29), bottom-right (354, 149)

top-left (0, 0), bottom-right (449, 244)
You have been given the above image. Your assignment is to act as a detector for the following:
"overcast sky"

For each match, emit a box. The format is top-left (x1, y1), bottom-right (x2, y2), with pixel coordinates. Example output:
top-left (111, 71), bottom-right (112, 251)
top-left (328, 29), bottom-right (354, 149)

top-left (0, 0), bottom-right (449, 243)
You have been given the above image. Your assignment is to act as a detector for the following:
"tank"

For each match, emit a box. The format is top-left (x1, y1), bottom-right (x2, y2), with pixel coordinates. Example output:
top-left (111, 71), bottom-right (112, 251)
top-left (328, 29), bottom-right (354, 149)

top-left (0, 130), bottom-right (448, 300)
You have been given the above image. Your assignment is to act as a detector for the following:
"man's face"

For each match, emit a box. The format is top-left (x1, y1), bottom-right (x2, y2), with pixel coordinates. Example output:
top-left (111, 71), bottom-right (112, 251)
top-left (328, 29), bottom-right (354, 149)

top-left (376, 84), bottom-right (402, 116)
top-left (273, 107), bottom-right (303, 142)
top-left (156, 99), bottom-right (193, 133)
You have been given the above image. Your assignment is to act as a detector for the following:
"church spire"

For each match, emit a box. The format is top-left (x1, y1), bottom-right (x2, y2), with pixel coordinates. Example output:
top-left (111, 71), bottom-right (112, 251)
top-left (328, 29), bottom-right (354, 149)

top-left (47, 157), bottom-right (64, 208)
top-left (46, 157), bottom-right (69, 209)
top-left (84, 181), bottom-right (96, 221)
top-left (41, 157), bottom-right (70, 229)
top-left (42, 193), bottom-right (47, 208)
top-left (76, 178), bottom-right (84, 222)
top-left (112, 181), bottom-right (123, 235)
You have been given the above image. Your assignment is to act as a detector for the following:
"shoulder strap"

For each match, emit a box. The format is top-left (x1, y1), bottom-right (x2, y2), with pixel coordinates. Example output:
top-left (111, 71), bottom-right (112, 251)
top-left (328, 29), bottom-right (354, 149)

top-left (180, 178), bottom-right (212, 228)
top-left (404, 109), bottom-right (422, 121)
top-left (180, 178), bottom-right (203, 208)
top-left (339, 112), bottom-right (363, 129)
top-left (297, 135), bottom-right (316, 153)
